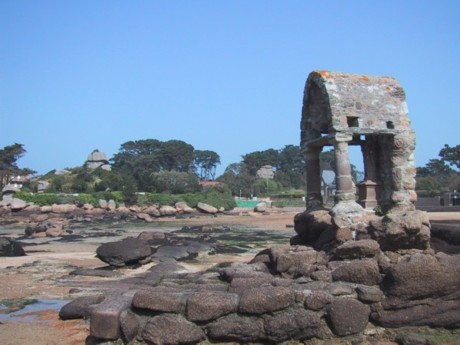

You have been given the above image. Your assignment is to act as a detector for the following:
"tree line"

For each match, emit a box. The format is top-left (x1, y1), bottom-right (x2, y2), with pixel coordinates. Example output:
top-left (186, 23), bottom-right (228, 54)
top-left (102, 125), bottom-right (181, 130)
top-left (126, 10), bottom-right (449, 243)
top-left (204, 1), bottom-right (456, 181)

top-left (2, 140), bottom-right (459, 199)
top-left (415, 144), bottom-right (460, 196)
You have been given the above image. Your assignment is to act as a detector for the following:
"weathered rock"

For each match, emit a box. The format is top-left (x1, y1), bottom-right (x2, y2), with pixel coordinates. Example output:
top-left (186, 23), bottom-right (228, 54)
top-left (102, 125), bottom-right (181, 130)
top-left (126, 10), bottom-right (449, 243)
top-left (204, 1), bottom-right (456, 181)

top-left (116, 206), bottom-right (130, 214)
top-left (24, 204), bottom-right (41, 213)
top-left (327, 282), bottom-right (356, 296)
top-left (29, 213), bottom-right (49, 222)
top-left (98, 199), bottom-right (108, 209)
top-left (206, 315), bottom-right (265, 343)
top-left (45, 227), bottom-right (64, 237)
top-left (332, 259), bottom-right (382, 285)
top-left (107, 199), bottom-right (116, 211)
top-left (304, 290), bottom-right (333, 310)
top-left (143, 205), bottom-right (161, 217)
top-left (159, 205), bottom-right (177, 216)
top-left (327, 298), bottom-right (370, 336)
top-left (137, 212), bottom-right (153, 222)
top-left (129, 205), bottom-right (141, 213)
top-left (372, 298), bottom-right (460, 328)
top-left (96, 237), bottom-right (152, 267)
top-left (175, 201), bottom-right (194, 214)
top-left (196, 202), bottom-right (217, 214)
top-left (227, 275), bottom-right (275, 293)
top-left (2, 184), bottom-right (21, 194)
top-left (144, 261), bottom-right (186, 285)
top-left (395, 334), bottom-right (438, 345)
top-left (10, 198), bottom-right (27, 211)
top-left (153, 240), bottom-right (211, 261)
top-left (186, 291), bottom-right (239, 322)
top-left (294, 209), bottom-right (333, 243)
top-left (25, 221), bottom-right (49, 236)
top-left (36, 180), bottom-right (50, 192)
top-left (59, 295), bottom-right (106, 320)
top-left (51, 204), bottom-right (77, 213)
top-left (82, 203), bottom-right (94, 210)
top-left (0, 237), bottom-right (26, 256)
top-left (356, 285), bottom-right (384, 303)
top-left (382, 253), bottom-right (460, 300)
top-left (334, 239), bottom-right (381, 259)
top-left (271, 245), bottom-right (318, 274)
top-left (70, 267), bottom-right (120, 278)
top-left (132, 290), bottom-right (186, 313)
top-left (119, 309), bottom-right (139, 342)
top-left (141, 314), bottom-right (206, 345)
top-left (239, 286), bottom-right (293, 314)
top-left (40, 205), bottom-right (52, 213)
top-left (372, 210), bottom-right (431, 250)
top-left (137, 231), bottom-right (166, 242)
top-left (310, 270), bottom-right (332, 282)
top-left (90, 294), bottom-right (132, 340)
top-left (219, 261), bottom-right (270, 282)
top-left (254, 202), bottom-right (267, 213)
top-left (86, 150), bottom-right (111, 171)
top-left (264, 308), bottom-right (320, 342)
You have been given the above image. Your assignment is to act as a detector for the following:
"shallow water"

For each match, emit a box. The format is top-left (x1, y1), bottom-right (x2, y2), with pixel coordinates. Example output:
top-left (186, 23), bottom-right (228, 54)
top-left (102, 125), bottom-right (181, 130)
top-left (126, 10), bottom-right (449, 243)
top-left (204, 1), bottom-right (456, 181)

top-left (0, 299), bottom-right (67, 323)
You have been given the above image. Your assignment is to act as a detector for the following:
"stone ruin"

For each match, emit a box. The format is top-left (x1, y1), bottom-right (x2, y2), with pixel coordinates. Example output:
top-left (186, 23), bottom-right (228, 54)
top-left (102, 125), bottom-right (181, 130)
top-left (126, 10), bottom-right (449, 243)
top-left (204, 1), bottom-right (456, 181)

top-left (302, 71), bottom-right (415, 210)
top-left (294, 71), bottom-right (428, 252)
top-left (57, 71), bottom-right (460, 344)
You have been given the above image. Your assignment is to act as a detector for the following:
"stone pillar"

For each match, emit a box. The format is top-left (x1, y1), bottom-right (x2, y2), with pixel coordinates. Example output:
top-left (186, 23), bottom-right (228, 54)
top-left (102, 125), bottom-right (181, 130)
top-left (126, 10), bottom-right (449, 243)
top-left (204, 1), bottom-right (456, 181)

top-left (390, 132), bottom-right (417, 209)
top-left (330, 133), bottom-right (364, 230)
top-left (333, 134), bottom-right (355, 203)
top-left (305, 146), bottom-right (323, 208)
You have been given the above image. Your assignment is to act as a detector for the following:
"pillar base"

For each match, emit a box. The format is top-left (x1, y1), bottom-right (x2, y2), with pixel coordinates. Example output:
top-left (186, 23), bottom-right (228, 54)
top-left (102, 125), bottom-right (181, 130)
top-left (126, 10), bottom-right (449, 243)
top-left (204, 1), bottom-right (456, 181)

top-left (330, 200), bottom-right (365, 229)
top-left (357, 180), bottom-right (378, 210)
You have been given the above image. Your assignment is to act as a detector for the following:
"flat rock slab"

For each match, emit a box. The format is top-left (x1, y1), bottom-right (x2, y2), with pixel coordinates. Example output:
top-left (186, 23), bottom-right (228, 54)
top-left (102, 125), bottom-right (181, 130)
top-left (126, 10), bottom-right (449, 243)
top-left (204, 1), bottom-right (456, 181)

top-left (90, 294), bottom-right (133, 340)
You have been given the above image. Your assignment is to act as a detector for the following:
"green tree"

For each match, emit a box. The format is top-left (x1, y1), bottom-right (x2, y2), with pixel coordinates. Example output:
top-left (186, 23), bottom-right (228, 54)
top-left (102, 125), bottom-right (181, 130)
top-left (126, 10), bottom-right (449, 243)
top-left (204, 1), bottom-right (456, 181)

top-left (276, 145), bottom-right (305, 188)
top-left (111, 139), bottom-right (165, 191)
top-left (193, 150), bottom-right (221, 180)
top-left (416, 153), bottom-right (460, 195)
top-left (217, 162), bottom-right (255, 197)
top-left (150, 170), bottom-right (200, 193)
top-left (439, 144), bottom-right (460, 171)
top-left (159, 140), bottom-right (195, 172)
top-left (242, 149), bottom-right (280, 175)
top-left (0, 143), bottom-right (36, 189)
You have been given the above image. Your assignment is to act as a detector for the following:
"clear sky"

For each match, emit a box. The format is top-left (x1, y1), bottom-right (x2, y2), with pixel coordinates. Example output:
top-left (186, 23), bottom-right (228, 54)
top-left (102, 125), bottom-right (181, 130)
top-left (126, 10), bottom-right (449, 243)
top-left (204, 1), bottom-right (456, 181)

top-left (1, 1), bottom-right (459, 177)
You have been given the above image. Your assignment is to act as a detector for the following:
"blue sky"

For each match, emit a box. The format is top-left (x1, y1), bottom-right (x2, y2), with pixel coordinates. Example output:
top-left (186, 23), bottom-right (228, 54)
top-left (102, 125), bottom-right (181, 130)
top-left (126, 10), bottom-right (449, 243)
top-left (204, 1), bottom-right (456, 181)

top-left (1, 1), bottom-right (459, 176)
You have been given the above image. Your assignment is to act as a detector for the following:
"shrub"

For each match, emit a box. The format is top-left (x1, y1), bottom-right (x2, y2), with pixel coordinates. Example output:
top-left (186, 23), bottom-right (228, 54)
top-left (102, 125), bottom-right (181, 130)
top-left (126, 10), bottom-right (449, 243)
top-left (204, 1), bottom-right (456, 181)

top-left (15, 192), bottom-right (59, 206)
top-left (272, 200), bottom-right (305, 208)
top-left (198, 186), bottom-right (236, 209)
top-left (78, 193), bottom-right (97, 206)
top-left (145, 193), bottom-right (178, 206)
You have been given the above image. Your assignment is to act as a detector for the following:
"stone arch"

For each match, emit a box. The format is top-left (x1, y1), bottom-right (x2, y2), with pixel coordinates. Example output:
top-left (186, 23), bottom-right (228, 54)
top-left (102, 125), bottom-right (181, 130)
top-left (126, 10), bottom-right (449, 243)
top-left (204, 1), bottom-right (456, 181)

top-left (300, 70), bottom-right (416, 218)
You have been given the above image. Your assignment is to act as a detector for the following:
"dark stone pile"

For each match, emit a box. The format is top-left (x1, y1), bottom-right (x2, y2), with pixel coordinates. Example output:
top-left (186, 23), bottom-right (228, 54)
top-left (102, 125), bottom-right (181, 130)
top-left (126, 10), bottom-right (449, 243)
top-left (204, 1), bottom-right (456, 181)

top-left (60, 236), bottom-right (460, 344)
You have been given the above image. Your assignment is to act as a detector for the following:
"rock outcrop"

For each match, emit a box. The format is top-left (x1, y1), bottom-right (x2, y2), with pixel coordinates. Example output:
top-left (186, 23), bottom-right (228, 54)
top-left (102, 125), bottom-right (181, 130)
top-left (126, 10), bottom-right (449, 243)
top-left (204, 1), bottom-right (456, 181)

top-left (59, 228), bottom-right (460, 344)
top-left (0, 237), bottom-right (26, 256)
top-left (86, 149), bottom-right (111, 171)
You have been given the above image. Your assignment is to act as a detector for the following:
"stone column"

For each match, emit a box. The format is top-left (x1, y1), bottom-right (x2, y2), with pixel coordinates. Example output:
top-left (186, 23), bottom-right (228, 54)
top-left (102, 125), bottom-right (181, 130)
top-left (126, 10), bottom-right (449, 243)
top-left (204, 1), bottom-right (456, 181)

top-left (331, 133), bottom-right (364, 230)
top-left (390, 132), bottom-right (417, 209)
top-left (305, 146), bottom-right (323, 208)
top-left (333, 134), bottom-right (355, 203)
